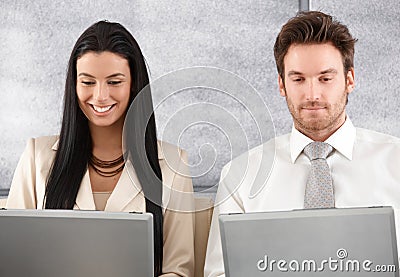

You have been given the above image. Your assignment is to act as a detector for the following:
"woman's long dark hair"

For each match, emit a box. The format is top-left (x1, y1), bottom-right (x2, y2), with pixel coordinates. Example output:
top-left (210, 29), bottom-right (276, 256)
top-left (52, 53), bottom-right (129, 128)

top-left (44, 21), bottom-right (163, 276)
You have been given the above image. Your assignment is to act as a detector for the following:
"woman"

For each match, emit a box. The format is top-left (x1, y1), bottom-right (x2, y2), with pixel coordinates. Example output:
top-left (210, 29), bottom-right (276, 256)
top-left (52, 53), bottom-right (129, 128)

top-left (7, 21), bottom-right (195, 277)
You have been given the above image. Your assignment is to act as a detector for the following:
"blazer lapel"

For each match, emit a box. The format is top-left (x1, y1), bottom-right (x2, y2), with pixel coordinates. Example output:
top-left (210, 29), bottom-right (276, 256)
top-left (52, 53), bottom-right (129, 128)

top-left (51, 139), bottom-right (96, 210)
top-left (51, 140), bottom-right (166, 212)
top-left (74, 169), bottom-right (96, 210)
top-left (105, 160), bottom-right (143, 211)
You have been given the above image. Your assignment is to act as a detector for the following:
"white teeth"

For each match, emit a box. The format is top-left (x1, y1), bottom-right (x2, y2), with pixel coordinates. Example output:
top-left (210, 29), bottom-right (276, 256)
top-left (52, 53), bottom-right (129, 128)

top-left (93, 105), bottom-right (113, 113)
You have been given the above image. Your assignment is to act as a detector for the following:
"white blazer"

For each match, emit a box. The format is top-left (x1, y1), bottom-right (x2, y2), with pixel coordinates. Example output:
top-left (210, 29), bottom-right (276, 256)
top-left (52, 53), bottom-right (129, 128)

top-left (7, 135), bottom-right (195, 277)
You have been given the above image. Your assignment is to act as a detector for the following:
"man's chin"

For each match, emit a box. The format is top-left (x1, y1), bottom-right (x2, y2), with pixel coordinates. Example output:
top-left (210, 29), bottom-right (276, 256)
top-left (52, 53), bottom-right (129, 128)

top-left (297, 119), bottom-right (328, 132)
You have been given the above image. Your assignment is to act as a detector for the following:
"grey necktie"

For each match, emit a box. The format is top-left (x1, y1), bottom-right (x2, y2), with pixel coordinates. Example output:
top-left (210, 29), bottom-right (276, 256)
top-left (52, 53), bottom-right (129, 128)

top-left (303, 142), bottom-right (334, 209)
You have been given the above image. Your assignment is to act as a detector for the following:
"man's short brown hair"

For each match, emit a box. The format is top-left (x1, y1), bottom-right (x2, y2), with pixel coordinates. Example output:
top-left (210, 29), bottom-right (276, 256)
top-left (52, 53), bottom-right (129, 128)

top-left (274, 11), bottom-right (357, 81)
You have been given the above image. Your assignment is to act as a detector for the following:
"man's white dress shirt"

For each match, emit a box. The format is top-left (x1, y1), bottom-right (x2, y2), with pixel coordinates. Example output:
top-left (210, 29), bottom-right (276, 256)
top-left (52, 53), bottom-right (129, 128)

top-left (204, 118), bottom-right (400, 277)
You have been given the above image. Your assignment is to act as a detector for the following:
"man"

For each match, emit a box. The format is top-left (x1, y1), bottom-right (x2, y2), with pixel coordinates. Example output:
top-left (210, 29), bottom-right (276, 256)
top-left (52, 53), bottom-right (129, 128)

top-left (204, 11), bottom-right (400, 277)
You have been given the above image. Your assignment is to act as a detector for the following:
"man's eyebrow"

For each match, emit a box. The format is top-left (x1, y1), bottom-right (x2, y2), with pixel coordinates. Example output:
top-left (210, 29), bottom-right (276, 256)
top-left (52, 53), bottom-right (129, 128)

top-left (287, 70), bottom-right (303, 77)
top-left (320, 68), bottom-right (338, 74)
top-left (287, 69), bottom-right (338, 77)
top-left (77, 73), bottom-right (126, 78)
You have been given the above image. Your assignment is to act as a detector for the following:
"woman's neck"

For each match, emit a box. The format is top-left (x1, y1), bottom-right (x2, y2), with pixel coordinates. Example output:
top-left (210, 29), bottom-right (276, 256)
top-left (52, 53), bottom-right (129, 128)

top-left (89, 120), bottom-right (124, 159)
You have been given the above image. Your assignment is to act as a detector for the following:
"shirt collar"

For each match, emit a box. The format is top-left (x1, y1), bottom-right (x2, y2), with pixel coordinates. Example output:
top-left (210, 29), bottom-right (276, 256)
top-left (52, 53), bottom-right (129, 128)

top-left (290, 117), bottom-right (356, 163)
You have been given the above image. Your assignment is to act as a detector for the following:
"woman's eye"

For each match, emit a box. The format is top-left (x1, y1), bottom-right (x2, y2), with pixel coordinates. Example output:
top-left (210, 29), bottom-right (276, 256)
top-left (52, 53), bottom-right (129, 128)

top-left (81, 81), bottom-right (95, 85)
top-left (108, 80), bottom-right (122, 85)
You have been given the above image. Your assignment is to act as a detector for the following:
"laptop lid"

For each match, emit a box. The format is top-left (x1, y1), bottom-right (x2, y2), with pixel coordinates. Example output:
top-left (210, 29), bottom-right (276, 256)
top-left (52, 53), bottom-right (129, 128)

top-left (219, 206), bottom-right (399, 277)
top-left (0, 209), bottom-right (153, 277)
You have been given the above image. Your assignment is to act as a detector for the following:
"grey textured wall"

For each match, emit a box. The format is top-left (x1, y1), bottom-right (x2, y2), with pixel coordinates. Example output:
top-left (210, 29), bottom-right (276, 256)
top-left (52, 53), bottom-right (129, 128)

top-left (1, 1), bottom-right (399, 196)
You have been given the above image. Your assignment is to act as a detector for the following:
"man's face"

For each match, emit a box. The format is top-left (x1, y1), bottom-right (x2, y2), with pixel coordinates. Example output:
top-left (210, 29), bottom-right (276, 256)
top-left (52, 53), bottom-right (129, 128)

top-left (279, 43), bottom-right (355, 141)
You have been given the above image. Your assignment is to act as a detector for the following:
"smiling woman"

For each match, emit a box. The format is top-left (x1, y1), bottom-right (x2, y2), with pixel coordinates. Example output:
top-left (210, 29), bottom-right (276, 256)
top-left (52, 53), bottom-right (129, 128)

top-left (6, 21), bottom-right (195, 277)
top-left (75, 52), bottom-right (132, 188)
top-left (76, 52), bottom-right (131, 129)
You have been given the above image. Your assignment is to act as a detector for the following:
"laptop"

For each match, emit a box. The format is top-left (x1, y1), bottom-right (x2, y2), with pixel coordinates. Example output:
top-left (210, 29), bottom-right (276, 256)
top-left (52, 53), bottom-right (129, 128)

top-left (0, 209), bottom-right (153, 277)
top-left (220, 206), bottom-right (399, 276)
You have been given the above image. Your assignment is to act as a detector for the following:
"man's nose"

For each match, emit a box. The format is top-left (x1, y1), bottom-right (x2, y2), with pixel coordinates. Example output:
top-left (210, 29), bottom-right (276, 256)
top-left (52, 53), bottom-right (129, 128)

top-left (305, 80), bottom-right (321, 101)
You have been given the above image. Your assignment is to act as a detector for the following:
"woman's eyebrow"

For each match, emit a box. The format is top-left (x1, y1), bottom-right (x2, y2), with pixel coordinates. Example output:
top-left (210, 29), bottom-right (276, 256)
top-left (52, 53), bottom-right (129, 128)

top-left (106, 73), bottom-right (126, 78)
top-left (77, 73), bottom-right (126, 78)
top-left (78, 72), bottom-right (95, 78)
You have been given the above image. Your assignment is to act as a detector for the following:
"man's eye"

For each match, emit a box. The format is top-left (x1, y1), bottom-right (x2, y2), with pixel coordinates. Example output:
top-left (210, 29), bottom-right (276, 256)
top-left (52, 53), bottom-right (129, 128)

top-left (293, 78), bottom-right (303, 82)
top-left (108, 80), bottom-right (122, 85)
top-left (321, 78), bottom-right (332, 82)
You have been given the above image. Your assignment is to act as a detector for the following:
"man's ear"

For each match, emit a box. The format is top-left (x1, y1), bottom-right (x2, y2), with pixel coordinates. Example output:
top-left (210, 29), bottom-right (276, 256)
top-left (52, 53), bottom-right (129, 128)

top-left (278, 75), bottom-right (286, 97)
top-left (346, 68), bottom-right (355, 94)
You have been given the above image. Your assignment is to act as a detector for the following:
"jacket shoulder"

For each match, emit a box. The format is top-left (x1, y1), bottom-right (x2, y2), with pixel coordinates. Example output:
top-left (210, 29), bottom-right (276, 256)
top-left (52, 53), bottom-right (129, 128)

top-left (157, 140), bottom-right (185, 160)
top-left (28, 135), bottom-right (59, 157)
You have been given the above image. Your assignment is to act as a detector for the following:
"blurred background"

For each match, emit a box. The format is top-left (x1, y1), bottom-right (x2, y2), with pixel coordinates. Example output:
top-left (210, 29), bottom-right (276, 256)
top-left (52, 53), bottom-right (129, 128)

top-left (1, 0), bottom-right (399, 197)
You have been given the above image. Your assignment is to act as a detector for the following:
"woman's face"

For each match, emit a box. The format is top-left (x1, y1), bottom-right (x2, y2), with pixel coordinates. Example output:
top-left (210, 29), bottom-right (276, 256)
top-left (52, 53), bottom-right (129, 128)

top-left (76, 51), bottom-right (131, 129)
